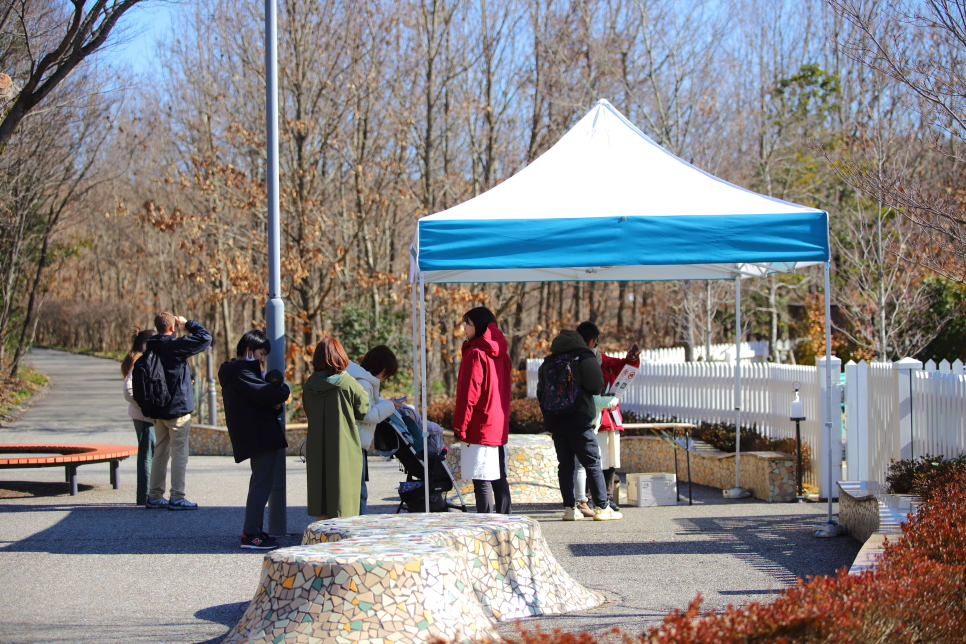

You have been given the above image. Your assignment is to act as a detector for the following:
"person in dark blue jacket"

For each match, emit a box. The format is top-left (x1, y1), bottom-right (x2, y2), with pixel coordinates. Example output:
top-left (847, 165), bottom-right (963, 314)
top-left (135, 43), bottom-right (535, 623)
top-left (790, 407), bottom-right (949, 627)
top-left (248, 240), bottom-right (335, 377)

top-left (218, 330), bottom-right (290, 549)
top-left (144, 312), bottom-right (212, 510)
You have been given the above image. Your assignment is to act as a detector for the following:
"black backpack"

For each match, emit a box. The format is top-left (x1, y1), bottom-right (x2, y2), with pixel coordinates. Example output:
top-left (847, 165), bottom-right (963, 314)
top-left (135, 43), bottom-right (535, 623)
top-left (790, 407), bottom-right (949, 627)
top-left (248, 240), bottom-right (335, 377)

top-left (131, 350), bottom-right (171, 416)
top-left (538, 351), bottom-right (587, 417)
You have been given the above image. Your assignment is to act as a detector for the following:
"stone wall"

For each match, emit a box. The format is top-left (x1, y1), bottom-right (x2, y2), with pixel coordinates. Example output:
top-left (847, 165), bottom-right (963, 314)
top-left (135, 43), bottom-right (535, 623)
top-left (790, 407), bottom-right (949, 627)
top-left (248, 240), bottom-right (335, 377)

top-left (441, 432), bottom-right (796, 503)
top-left (189, 423), bottom-right (308, 458)
top-left (620, 436), bottom-right (797, 503)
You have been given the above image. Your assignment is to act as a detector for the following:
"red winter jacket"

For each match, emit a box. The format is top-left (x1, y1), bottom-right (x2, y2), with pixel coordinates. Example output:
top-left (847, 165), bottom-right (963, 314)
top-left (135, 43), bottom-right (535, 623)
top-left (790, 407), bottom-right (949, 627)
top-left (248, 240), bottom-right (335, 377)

top-left (452, 323), bottom-right (512, 446)
top-left (598, 353), bottom-right (641, 433)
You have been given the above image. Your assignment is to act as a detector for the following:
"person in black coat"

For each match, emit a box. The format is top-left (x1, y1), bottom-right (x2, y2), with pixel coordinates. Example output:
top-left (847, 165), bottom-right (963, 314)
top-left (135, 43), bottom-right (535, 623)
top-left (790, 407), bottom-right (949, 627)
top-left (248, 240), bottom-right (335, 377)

top-left (219, 330), bottom-right (291, 549)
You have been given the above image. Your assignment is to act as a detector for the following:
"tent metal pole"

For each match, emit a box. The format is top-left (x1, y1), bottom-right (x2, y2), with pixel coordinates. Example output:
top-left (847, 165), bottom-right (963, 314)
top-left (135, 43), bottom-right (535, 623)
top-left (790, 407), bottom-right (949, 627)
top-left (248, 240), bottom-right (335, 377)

top-left (411, 279), bottom-right (419, 420)
top-left (734, 276), bottom-right (742, 489)
top-left (824, 261), bottom-right (834, 523)
top-left (419, 273), bottom-right (430, 513)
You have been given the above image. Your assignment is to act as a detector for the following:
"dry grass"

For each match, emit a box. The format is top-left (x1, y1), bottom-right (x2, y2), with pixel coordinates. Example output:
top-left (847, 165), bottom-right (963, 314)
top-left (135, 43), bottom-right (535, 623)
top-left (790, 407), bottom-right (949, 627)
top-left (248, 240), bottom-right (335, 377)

top-left (0, 364), bottom-right (48, 421)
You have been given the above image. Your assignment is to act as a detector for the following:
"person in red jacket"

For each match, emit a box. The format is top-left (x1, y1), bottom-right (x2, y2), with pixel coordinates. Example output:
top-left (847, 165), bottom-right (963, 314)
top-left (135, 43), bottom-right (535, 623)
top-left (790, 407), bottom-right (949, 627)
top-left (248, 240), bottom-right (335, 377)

top-left (452, 306), bottom-right (512, 514)
top-left (592, 324), bottom-right (640, 510)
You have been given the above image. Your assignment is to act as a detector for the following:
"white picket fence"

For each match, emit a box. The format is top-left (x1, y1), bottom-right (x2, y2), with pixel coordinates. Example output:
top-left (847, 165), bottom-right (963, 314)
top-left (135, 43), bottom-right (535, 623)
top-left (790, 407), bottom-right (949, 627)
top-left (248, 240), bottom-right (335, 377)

top-left (637, 340), bottom-right (770, 364)
top-left (846, 358), bottom-right (966, 488)
top-left (526, 356), bottom-right (830, 490)
top-left (526, 350), bottom-right (966, 494)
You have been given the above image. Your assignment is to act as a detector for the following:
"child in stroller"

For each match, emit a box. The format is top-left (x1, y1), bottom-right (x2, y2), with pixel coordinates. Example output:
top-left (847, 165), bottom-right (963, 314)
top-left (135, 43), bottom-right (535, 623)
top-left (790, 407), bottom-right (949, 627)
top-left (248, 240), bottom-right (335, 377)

top-left (372, 407), bottom-right (467, 513)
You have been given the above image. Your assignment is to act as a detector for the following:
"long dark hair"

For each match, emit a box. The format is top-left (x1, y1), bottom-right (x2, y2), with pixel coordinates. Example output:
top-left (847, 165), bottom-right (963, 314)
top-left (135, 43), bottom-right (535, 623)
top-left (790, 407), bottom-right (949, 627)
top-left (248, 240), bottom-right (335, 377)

top-left (121, 326), bottom-right (157, 377)
top-left (462, 307), bottom-right (497, 340)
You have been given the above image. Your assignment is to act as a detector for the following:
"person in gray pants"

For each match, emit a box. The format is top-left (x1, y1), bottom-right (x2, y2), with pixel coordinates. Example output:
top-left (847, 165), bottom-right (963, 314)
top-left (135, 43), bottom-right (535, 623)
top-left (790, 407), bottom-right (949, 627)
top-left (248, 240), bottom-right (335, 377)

top-left (218, 330), bottom-right (291, 549)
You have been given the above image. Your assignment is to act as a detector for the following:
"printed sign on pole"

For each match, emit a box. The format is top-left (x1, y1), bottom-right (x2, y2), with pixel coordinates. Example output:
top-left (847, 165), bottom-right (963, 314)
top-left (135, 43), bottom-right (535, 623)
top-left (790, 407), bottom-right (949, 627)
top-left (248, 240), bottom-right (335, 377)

top-left (609, 364), bottom-right (638, 398)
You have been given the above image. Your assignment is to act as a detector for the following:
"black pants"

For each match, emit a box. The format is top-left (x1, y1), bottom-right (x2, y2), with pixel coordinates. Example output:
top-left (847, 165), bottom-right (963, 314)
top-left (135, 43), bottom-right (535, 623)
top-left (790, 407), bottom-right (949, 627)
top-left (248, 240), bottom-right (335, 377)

top-left (243, 450), bottom-right (277, 536)
top-left (550, 421), bottom-right (607, 508)
top-left (602, 467), bottom-right (617, 499)
top-left (472, 445), bottom-right (512, 514)
top-left (582, 467), bottom-right (618, 500)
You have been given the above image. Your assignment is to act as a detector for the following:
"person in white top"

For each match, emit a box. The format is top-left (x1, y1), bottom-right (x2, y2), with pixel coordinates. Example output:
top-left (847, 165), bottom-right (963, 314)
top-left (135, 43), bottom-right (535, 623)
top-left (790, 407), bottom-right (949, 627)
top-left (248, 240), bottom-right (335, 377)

top-left (121, 327), bottom-right (158, 505)
top-left (345, 345), bottom-right (405, 514)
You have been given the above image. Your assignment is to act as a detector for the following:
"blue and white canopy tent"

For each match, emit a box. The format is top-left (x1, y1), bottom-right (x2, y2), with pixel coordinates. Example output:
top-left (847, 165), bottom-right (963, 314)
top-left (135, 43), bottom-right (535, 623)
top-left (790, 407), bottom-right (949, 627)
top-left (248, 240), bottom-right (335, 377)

top-left (408, 99), bottom-right (834, 509)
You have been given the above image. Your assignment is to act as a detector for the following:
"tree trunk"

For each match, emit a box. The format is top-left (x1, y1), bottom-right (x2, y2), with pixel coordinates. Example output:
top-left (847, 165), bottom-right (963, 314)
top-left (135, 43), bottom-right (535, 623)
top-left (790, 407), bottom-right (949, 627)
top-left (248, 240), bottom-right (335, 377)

top-left (9, 230), bottom-right (51, 378)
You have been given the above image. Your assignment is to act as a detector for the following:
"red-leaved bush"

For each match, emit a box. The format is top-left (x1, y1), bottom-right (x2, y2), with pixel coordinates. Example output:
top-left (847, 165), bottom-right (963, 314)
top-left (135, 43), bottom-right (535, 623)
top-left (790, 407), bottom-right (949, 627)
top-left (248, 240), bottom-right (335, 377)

top-left (501, 464), bottom-right (966, 643)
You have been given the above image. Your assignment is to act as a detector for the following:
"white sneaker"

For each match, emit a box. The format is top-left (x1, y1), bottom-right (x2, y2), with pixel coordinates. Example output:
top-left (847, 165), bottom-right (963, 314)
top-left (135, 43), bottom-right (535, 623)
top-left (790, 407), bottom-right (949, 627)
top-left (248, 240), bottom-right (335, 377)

top-left (594, 505), bottom-right (623, 521)
top-left (562, 507), bottom-right (583, 521)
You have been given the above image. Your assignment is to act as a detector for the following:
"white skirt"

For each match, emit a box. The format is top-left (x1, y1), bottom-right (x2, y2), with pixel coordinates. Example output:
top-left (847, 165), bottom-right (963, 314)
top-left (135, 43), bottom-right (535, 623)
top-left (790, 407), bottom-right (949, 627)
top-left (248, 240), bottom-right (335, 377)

top-left (596, 430), bottom-right (621, 470)
top-left (460, 443), bottom-right (507, 481)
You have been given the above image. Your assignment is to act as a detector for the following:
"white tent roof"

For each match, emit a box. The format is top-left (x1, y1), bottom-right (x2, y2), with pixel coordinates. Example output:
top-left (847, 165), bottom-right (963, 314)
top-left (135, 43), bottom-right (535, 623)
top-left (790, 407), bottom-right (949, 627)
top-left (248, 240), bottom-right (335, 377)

top-left (411, 99), bottom-right (828, 284)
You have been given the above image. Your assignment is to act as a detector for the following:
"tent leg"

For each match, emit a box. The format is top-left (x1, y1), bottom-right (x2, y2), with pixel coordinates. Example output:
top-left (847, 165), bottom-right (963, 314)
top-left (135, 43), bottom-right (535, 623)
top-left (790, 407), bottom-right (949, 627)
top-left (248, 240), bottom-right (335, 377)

top-left (419, 274), bottom-right (430, 513)
top-left (814, 260), bottom-right (844, 537)
top-left (735, 276), bottom-right (741, 488)
top-left (724, 276), bottom-right (749, 499)
top-left (411, 279), bottom-right (420, 418)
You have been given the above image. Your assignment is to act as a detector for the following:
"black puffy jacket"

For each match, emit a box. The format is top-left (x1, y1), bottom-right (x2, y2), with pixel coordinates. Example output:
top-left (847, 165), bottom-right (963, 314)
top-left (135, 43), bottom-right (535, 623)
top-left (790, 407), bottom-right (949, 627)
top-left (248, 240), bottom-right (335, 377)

top-left (144, 320), bottom-right (212, 420)
top-left (218, 359), bottom-right (290, 463)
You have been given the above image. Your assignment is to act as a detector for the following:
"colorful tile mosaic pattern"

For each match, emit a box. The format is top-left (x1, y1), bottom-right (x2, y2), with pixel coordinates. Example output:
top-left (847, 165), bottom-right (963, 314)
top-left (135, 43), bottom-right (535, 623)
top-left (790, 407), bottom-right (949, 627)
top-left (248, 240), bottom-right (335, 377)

top-left (223, 513), bottom-right (604, 644)
top-left (446, 434), bottom-right (561, 503)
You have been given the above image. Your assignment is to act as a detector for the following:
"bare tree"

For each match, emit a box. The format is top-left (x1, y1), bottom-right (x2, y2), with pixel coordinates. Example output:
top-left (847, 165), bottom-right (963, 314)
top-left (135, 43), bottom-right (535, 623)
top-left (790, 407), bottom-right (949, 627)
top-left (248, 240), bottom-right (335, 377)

top-left (0, 0), bottom-right (148, 152)
top-left (830, 0), bottom-right (966, 284)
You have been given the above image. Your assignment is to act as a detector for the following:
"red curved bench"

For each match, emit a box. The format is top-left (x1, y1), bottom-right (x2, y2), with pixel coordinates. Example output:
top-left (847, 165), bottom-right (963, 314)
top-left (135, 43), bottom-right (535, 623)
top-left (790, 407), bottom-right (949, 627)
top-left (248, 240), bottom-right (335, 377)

top-left (0, 444), bottom-right (138, 495)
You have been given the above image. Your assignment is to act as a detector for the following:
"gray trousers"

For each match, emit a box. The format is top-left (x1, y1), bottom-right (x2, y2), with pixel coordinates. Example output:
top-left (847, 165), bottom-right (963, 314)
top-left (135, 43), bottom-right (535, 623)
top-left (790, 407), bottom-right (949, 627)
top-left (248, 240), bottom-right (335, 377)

top-left (243, 450), bottom-right (277, 536)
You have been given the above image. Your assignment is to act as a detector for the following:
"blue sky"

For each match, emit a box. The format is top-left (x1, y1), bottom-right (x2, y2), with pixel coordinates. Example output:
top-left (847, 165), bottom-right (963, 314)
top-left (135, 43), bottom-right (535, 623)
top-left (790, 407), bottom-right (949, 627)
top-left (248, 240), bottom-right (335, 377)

top-left (109, 1), bottom-right (184, 75)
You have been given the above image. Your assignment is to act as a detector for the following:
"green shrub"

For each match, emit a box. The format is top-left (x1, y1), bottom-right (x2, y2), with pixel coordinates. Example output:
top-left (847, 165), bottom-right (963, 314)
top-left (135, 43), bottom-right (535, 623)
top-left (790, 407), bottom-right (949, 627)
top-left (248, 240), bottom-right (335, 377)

top-left (505, 461), bottom-right (966, 644)
top-left (426, 396), bottom-right (545, 434)
top-left (886, 454), bottom-right (966, 495)
top-left (426, 398), bottom-right (455, 430)
top-left (622, 412), bottom-right (794, 453)
top-left (509, 398), bottom-right (544, 433)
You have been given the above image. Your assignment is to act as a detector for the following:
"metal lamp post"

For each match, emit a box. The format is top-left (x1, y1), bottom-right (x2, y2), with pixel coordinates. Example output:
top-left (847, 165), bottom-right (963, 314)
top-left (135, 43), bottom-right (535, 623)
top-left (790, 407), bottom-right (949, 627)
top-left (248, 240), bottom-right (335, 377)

top-left (265, 0), bottom-right (286, 537)
top-left (790, 381), bottom-right (805, 502)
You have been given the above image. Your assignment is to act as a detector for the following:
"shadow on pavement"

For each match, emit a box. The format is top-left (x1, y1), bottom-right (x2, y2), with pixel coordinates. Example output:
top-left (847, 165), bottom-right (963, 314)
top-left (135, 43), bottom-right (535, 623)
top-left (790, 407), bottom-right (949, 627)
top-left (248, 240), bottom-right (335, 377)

top-left (0, 504), bottom-right (310, 554)
top-left (568, 513), bottom-right (860, 584)
top-left (0, 480), bottom-right (95, 498)
top-left (193, 602), bottom-right (249, 644)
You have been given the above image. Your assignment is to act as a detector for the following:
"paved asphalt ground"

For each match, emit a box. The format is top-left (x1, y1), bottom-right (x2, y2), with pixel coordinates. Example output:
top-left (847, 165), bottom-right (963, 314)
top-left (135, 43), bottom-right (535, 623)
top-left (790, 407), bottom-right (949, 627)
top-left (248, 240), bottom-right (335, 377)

top-left (0, 348), bottom-right (861, 644)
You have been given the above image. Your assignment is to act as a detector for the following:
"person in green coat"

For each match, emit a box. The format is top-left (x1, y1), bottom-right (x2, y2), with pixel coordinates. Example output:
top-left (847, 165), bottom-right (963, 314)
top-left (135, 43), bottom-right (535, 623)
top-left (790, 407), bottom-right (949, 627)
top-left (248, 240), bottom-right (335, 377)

top-left (303, 337), bottom-right (369, 520)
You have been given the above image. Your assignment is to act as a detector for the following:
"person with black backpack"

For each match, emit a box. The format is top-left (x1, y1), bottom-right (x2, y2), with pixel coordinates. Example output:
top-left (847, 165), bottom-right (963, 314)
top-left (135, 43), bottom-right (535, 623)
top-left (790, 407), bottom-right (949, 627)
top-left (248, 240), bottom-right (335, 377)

top-left (537, 322), bottom-right (622, 521)
top-left (137, 312), bottom-right (211, 510)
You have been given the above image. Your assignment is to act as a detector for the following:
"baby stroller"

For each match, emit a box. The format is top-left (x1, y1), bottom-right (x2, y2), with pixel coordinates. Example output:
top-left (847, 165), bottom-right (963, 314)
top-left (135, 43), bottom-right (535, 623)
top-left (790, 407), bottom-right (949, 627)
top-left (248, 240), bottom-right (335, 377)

top-left (372, 407), bottom-right (467, 513)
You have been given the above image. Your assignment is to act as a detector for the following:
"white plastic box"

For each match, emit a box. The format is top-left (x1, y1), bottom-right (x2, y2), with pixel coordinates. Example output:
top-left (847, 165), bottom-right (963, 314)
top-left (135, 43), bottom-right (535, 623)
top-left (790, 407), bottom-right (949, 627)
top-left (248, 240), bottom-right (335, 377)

top-left (626, 472), bottom-right (677, 507)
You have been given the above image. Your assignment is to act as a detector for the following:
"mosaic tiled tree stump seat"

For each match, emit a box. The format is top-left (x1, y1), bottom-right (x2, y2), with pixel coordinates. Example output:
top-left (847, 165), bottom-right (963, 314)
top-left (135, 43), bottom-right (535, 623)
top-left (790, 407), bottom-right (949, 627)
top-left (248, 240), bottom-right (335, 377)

top-left (446, 434), bottom-right (561, 503)
top-left (224, 513), bottom-right (604, 644)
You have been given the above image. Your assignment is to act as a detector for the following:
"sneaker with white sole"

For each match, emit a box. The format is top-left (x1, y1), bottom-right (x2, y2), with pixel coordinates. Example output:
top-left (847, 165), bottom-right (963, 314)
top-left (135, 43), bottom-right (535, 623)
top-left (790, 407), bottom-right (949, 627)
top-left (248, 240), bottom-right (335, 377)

top-left (145, 497), bottom-right (168, 510)
top-left (240, 533), bottom-right (278, 550)
top-left (576, 500), bottom-right (596, 517)
top-left (593, 505), bottom-right (623, 521)
top-left (168, 498), bottom-right (199, 511)
top-left (562, 506), bottom-right (583, 521)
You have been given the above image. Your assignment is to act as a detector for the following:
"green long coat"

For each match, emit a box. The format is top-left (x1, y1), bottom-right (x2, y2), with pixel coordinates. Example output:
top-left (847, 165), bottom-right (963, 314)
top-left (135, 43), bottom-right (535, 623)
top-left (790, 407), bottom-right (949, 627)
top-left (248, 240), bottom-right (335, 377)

top-left (303, 369), bottom-right (369, 518)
